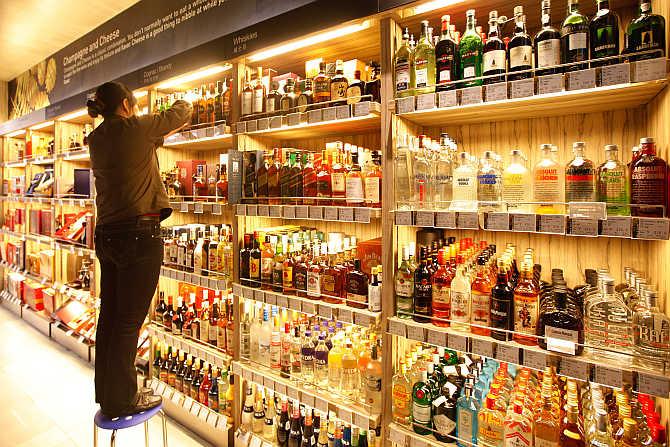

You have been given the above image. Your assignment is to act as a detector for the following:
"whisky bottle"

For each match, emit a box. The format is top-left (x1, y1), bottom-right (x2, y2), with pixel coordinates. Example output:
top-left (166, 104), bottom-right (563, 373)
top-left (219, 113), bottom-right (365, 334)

top-left (330, 60), bottom-right (349, 106)
top-left (297, 79), bottom-right (314, 113)
top-left (253, 67), bottom-right (265, 115)
top-left (508, 7), bottom-right (533, 81)
top-left (394, 28), bottom-right (414, 98)
top-left (345, 259), bottom-right (368, 309)
top-left (535, 0), bottom-right (562, 75)
top-left (413, 21), bottom-right (436, 95)
top-left (346, 70), bottom-right (365, 104)
top-left (590, 0), bottom-right (620, 66)
top-left (561, 0), bottom-right (590, 71)
top-left (266, 81), bottom-right (282, 116)
top-left (280, 79), bottom-right (298, 114)
top-left (242, 74), bottom-right (253, 117)
top-left (538, 287), bottom-right (584, 355)
top-left (365, 61), bottom-right (382, 103)
top-left (483, 11), bottom-right (506, 84)
top-left (313, 62), bottom-right (331, 105)
top-left (626, 1), bottom-right (666, 60)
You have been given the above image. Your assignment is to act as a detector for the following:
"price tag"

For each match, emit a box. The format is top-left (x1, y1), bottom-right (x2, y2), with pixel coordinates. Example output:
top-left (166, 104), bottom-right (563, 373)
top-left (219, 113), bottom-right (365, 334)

top-left (308, 109), bottom-right (323, 124)
top-left (257, 118), bottom-right (269, 131)
top-left (171, 390), bottom-right (183, 405)
top-left (638, 373), bottom-right (670, 397)
top-left (569, 218), bottom-right (599, 237)
top-left (338, 408), bottom-right (353, 424)
top-left (568, 202), bottom-right (606, 220)
top-left (485, 212), bottom-right (510, 231)
top-left (523, 349), bottom-right (547, 370)
top-left (600, 62), bottom-right (630, 86)
top-left (263, 376), bottom-right (275, 390)
top-left (318, 304), bottom-right (333, 319)
top-left (354, 413), bottom-right (369, 431)
top-left (460, 86), bottom-right (482, 105)
top-left (212, 204), bottom-right (223, 215)
top-left (183, 397), bottom-right (195, 412)
top-left (180, 202), bottom-right (189, 213)
top-left (252, 372), bottom-right (263, 385)
top-left (324, 207), bottom-right (338, 221)
top-left (389, 319), bottom-right (407, 337)
top-left (595, 365), bottom-right (623, 388)
top-left (427, 329), bottom-right (447, 347)
top-left (283, 206), bottom-right (296, 219)
top-left (416, 93), bottom-right (436, 110)
top-left (395, 211), bottom-right (413, 226)
top-left (258, 205), bottom-right (269, 216)
top-left (537, 214), bottom-right (566, 234)
top-left (232, 362), bottom-right (242, 376)
top-left (309, 206), bottom-right (324, 220)
top-left (275, 383), bottom-right (287, 396)
top-left (339, 208), bottom-right (354, 222)
top-left (156, 381), bottom-right (167, 395)
top-left (389, 426), bottom-right (407, 447)
top-left (601, 216), bottom-right (632, 238)
top-left (269, 116), bottom-right (283, 129)
top-left (339, 309), bottom-right (353, 324)
top-left (435, 211), bottom-right (457, 228)
top-left (254, 289), bottom-right (265, 302)
top-left (198, 407), bottom-right (210, 422)
top-left (336, 105), bottom-right (351, 120)
top-left (233, 283), bottom-right (243, 297)
top-left (194, 202), bottom-right (204, 214)
top-left (247, 205), bottom-right (258, 216)
top-left (190, 402), bottom-right (202, 417)
top-left (301, 392), bottom-right (315, 408)
top-left (510, 78), bottom-right (534, 99)
top-left (287, 386), bottom-right (300, 401)
top-left (277, 295), bottom-right (289, 309)
top-left (354, 313), bottom-right (372, 327)
top-left (246, 120), bottom-right (258, 132)
top-left (302, 301), bottom-right (316, 315)
top-left (396, 97), bottom-right (415, 114)
top-left (269, 206), bottom-right (282, 218)
top-left (407, 325), bottom-right (425, 342)
top-left (410, 438), bottom-right (427, 447)
top-left (288, 297), bottom-right (302, 312)
top-left (415, 211), bottom-right (434, 227)
top-left (355, 208), bottom-right (371, 223)
top-left (315, 397), bottom-right (329, 414)
top-left (295, 206), bottom-right (309, 219)
top-left (287, 113), bottom-right (301, 127)
top-left (448, 333), bottom-right (468, 353)
top-left (559, 358), bottom-right (590, 381)
top-left (567, 69), bottom-right (596, 90)
top-left (353, 101), bottom-right (371, 117)
top-left (217, 414), bottom-right (229, 430)
top-left (438, 90), bottom-right (458, 108)
top-left (634, 218), bottom-right (670, 240)
top-left (512, 213), bottom-right (536, 232)
top-left (472, 338), bottom-right (494, 358)
top-left (632, 57), bottom-right (667, 82)
top-left (496, 344), bottom-right (520, 364)
top-left (537, 74), bottom-right (564, 95)
top-left (236, 204), bottom-right (246, 215)
top-left (485, 82), bottom-right (508, 102)
top-left (250, 435), bottom-right (263, 447)
top-left (457, 211), bottom-right (479, 229)
top-left (322, 108), bottom-right (337, 121)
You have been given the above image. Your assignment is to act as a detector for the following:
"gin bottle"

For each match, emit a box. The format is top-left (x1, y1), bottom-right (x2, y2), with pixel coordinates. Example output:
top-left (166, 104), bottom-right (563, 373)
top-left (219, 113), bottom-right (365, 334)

top-left (412, 137), bottom-right (432, 209)
top-left (392, 363), bottom-right (411, 425)
top-left (451, 152), bottom-right (478, 211)
top-left (459, 10), bottom-right (483, 87)
top-left (477, 151), bottom-right (502, 212)
top-left (597, 144), bottom-right (629, 215)
top-left (502, 149), bottom-right (531, 213)
top-left (566, 141), bottom-right (596, 202)
top-left (412, 370), bottom-right (432, 435)
top-left (633, 289), bottom-right (670, 368)
top-left (533, 144), bottom-right (564, 214)
top-left (561, 0), bottom-right (590, 71)
top-left (413, 21), bottom-right (436, 95)
top-left (456, 379), bottom-right (479, 446)
top-left (394, 28), bottom-right (414, 97)
top-left (433, 134), bottom-right (454, 209)
top-left (626, 1), bottom-right (666, 60)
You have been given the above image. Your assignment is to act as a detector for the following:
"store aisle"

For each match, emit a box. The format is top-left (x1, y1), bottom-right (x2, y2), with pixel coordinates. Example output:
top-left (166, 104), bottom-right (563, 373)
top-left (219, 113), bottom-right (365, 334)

top-left (0, 304), bottom-right (209, 447)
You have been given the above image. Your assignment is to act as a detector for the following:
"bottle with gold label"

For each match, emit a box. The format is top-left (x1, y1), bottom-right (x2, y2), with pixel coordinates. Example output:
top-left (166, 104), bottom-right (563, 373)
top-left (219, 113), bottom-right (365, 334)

top-left (330, 60), bottom-right (349, 106)
top-left (513, 260), bottom-right (540, 345)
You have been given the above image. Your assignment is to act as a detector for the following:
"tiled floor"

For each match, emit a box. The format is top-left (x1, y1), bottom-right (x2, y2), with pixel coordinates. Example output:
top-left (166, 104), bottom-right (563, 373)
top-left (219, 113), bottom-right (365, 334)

top-left (0, 303), bottom-right (210, 446)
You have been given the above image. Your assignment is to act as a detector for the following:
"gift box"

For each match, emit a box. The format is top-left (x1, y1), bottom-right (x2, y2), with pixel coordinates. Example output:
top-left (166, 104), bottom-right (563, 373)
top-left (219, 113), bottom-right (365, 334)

top-left (357, 237), bottom-right (382, 276)
top-left (23, 280), bottom-right (44, 311)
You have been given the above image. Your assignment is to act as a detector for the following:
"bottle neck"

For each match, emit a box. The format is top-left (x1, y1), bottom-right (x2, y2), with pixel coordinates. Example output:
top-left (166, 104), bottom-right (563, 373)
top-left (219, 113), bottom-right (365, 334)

top-left (488, 20), bottom-right (499, 38)
top-left (466, 15), bottom-right (476, 32)
top-left (598, 0), bottom-right (610, 11)
top-left (569, 1), bottom-right (580, 14)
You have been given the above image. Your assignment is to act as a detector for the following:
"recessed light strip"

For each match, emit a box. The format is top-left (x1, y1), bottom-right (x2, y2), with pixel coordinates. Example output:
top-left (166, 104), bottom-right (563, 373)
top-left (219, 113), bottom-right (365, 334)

top-left (413, 0), bottom-right (466, 15)
top-left (59, 108), bottom-right (88, 122)
top-left (157, 64), bottom-right (232, 90)
top-left (30, 121), bottom-right (54, 131)
top-left (6, 129), bottom-right (26, 138)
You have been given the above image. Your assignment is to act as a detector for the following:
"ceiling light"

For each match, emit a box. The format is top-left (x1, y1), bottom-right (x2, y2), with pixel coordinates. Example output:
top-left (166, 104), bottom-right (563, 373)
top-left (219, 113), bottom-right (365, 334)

top-left (133, 90), bottom-right (148, 98)
top-left (59, 108), bottom-right (88, 121)
top-left (30, 121), bottom-right (54, 130)
top-left (157, 65), bottom-right (232, 89)
top-left (248, 21), bottom-right (370, 62)
top-left (414, 0), bottom-right (466, 15)
top-left (6, 129), bottom-right (26, 137)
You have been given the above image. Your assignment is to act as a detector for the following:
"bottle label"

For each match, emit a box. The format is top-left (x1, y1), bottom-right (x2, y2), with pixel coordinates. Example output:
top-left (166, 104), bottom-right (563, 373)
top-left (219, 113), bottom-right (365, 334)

top-left (283, 266), bottom-right (293, 289)
top-left (261, 257), bottom-right (274, 283)
top-left (331, 173), bottom-right (346, 194)
top-left (209, 324), bottom-right (218, 342)
top-left (471, 291), bottom-right (491, 328)
top-left (321, 272), bottom-right (337, 296)
top-left (346, 176), bottom-right (365, 202)
top-left (412, 401), bottom-right (431, 425)
top-left (458, 410), bottom-right (473, 440)
top-left (368, 286), bottom-right (381, 312)
top-left (598, 170), bottom-right (627, 203)
top-left (266, 97), bottom-right (276, 113)
top-left (537, 39), bottom-right (561, 68)
top-left (637, 316), bottom-right (670, 350)
top-left (242, 91), bottom-right (253, 115)
top-left (432, 284), bottom-right (450, 305)
top-left (450, 290), bottom-right (470, 323)
top-left (294, 269), bottom-right (308, 292)
top-left (217, 325), bottom-right (226, 348)
top-left (566, 168), bottom-right (595, 202)
top-left (490, 295), bottom-right (511, 331)
top-left (513, 293), bottom-right (539, 335)
top-left (415, 58), bottom-right (429, 88)
top-left (250, 258), bottom-right (260, 280)
top-left (631, 165), bottom-right (666, 206)
top-left (534, 168), bottom-right (561, 202)
top-left (366, 374), bottom-right (382, 393)
top-left (364, 177), bottom-right (381, 203)
top-left (414, 281), bottom-right (432, 314)
top-left (314, 80), bottom-right (330, 95)
top-left (484, 49), bottom-right (506, 73)
top-left (395, 277), bottom-right (413, 297)
top-left (438, 69), bottom-right (451, 82)
top-left (392, 383), bottom-right (410, 410)
top-left (395, 63), bottom-right (410, 92)
top-left (331, 81), bottom-right (348, 101)
top-left (253, 91), bottom-right (264, 114)
top-left (200, 320), bottom-right (210, 342)
top-left (433, 413), bottom-right (457, 436)
top-left (593, 26), bottom-right (617, 55)
top-left (509, 45), bottom-right (532, 68)
top-left (569, 32), bottom-right (587, 51)
top-left (307, 271), bottom-right (321, 297)
top-left (463, 66), bottom-right (476, 79)
top-left (347, 85), bottom-right (362, 104)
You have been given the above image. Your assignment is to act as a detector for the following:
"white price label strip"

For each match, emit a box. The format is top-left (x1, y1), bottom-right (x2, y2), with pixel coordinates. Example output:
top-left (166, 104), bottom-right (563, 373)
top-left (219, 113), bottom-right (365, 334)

top-left (638, 373), bottom-right (670, 397)
top-left (523, 349), bottom-right (547, 370)
top-left (406, 325), bottom-right (425, 342)
top-left (471, 338), bottom-right (494, 358)
top-left (560, 358), bottom-right (590, 381)
top-left (595, 365), bottom-right (623, 388)
top-left (496, 344), bottom-right (520, 364)
top-left (426, 329), bottom-right (447, 347)
top-left (448, 333), bottom-right (468, 352)
top-left (389, 320), bottom-right (407, 337)
top-left (389, 426), bottom-right (407, 447)
top-left (395, 211), bottom-right (413, 226)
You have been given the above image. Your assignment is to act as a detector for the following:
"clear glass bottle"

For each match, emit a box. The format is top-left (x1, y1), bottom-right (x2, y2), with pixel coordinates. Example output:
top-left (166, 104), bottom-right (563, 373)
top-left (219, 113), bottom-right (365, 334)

top-left (459, 9), bottom-right (484, 87)
top-left (590, 409), bottom-right (614, 446)
top-left (434, 134), bottom-right (453, 209)
top-left (450, 257), bottom-right (471, 332)
top-left (478, 150), bottom-right (503, 212)
top-left (534, 144), bottom-right (565, 214)
top-left (392, 363), bottom-right (412, 425)
top-left (502, 149), bottom-right (531, 213)
top-left (561, 0), bottom-right (590, 71)
top-left (597, 144), bottom-right (630, 215)
top-left (633, 289), bottom-right (670, 369)
top-left (451, 152), bottom-right (478, 211)
top-left (477, 393), bottom-right (505, 447)
top-left (395, 135), bottom-right (413, 209)
top-left (394, 28), bottom-right (415, 98)
top-left (413, 21), bottom-right (436, 95)
top-left (566, 141), bottom-right (596, 202)
top-left (585, 277), bottom-right (633, 360)
top-left (412, 137), bottom-right (432, 209)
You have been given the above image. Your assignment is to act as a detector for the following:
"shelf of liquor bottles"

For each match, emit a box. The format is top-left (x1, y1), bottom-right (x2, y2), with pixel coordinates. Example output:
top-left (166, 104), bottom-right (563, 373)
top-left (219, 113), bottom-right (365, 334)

top-left (233, 360), bottom-right (381, 429)
top-left (149, 324), bottom-right (233, 368)
top-left (161, 266), bottom-right (231, 293)
top-left (171, 200), bottom-right (231, 217)
top-left (235, 101), bottom-right (382, 140)
top-left (236, 204), bottom-right (382, 223)
top-left (234, 283), bottom-right (381, 329)
top-left (393, 208), bottom-right (670, 240)
top-left (163, 123), bottom-right (233, 151)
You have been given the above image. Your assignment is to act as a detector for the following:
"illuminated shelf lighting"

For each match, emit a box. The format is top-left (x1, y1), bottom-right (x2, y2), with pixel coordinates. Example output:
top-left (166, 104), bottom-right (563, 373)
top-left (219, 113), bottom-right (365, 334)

top-left (29, 121), bottom-right (54, 131)
top-left (413, 0), bottom-right (466, 14)
top-left (157, 65), bottom-right (232, 89)
top-left (6, 129), bottom-right (26, 138)
top-left (58, 108), bottom-right (88, 121)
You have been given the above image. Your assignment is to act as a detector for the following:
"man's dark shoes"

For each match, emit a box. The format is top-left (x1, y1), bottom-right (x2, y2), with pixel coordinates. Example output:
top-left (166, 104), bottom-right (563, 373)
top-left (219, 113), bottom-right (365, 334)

top-left (102, 392), bottom-right (162, 418)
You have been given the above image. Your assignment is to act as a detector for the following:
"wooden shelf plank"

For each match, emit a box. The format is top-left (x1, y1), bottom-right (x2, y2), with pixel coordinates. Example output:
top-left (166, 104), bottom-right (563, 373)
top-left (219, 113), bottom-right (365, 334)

top-left (238, 113), bottom-right (381, 140)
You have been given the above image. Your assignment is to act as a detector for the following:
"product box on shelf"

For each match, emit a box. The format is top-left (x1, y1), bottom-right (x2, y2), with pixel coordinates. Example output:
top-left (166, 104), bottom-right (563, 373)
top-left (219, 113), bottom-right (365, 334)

top-left (177, 160), bottom-right (206, 199)
top-left (357, 237), bottom-right (381, 276)
top-left (40, 249), bottom-right (54, 281)
top-left (29, 209), bottom-right (42, 234)
top-left (40, 209), bottom-right (53, 236)
top-left (26, 253), bottom-right (40, 277)
top-left (6, 272), bottom-right (24, 299)
top-left (23, 280), bottom-right (44, 311)
top-left (73, 168), bottom-right (92, 198)
top-left (43, 288), bottom-right (56, 314)
top-left (55, 211), bottom-right (94, 246)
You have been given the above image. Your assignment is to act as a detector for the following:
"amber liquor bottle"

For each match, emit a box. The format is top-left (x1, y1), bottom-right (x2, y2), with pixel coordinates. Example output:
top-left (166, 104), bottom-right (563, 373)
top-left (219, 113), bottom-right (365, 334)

top-left (256, 155), bottom-right (269, 204)
top-left (303, 153), bottom-right (318, 205)
top-left (346, 259), bottom-right (369, 309)
top-left (267, 149), bottom-right (282, 205)
top-left (513, 261), bottom-right (540, 345)
top-left (313, 62), bottom-right (331, 105)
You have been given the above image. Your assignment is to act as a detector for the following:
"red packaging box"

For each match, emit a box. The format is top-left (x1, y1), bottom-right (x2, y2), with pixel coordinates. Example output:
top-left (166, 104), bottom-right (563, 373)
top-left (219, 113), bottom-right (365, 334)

top-left (357, 237), bottom-right (382, 276)
top-left (23, 280), bottom-right (44, 312)
top-left (29, 209), bottom-right (41, 234)
top-left (177, 160), bottom-right (206, 199)
top-left (43, 288), bottom-right (56, 314)
top-left (40, 209), bottom-right (53, 236)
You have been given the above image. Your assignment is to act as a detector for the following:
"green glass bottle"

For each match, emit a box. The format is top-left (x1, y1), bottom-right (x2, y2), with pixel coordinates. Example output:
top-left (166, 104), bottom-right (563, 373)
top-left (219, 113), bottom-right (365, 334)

top-left (626, 1), bottom-right (666, 61)
top-left (590, 0), bottom-right (620, 66)
top-left (561, 0), bottom-right (590, 71)
top-left (412, 370), bottom-right (432, 435)
top-left (413, 21), bottom-right (436, 94)
top-left (597, 144), bottom-right (630, 215)
top-left (459, 9), bottom-right (484, 87)
top-left (394, 28), bottom-right (415, 98)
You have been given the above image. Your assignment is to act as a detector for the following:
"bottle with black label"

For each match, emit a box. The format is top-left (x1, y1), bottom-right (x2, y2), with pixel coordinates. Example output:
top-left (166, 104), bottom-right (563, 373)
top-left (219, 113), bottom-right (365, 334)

top-left (508, 7), bottom-right (533, 80)
top-left (590, 0), bottom-right (620, 66)
top-left (490, 258), bottom-right (513, 341)
top-left (413, 248), bottom-right (433, 323)
top-left (561, 0), bottom-right (590, 71)
top-left (535, 0), bottom-right (562, 75)
top-left (626, 1), bottom-right (666, 61)
top-left (482, 10), bottom-right (506, 84)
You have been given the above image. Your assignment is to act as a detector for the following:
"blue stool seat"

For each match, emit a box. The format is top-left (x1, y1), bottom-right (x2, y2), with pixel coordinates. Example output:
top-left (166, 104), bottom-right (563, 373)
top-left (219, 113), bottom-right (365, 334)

top-left (94, 404), bottom-right (163, 430)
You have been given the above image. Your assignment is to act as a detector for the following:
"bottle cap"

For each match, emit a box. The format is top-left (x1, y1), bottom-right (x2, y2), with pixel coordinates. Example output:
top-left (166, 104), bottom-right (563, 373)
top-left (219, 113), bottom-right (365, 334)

top-left (540, 143), bottom-right (552, 151)
top-left (604, 144), bottom-right (619, 152)
top-left (573, 141), bottom-right (586, 150)
top-left (640, 137), bottom-right (655, 144)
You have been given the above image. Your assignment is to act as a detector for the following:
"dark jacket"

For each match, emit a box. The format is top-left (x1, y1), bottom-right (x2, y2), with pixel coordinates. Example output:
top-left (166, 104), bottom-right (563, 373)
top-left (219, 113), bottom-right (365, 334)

top-left (88, 100), bottom-right (192, 225)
